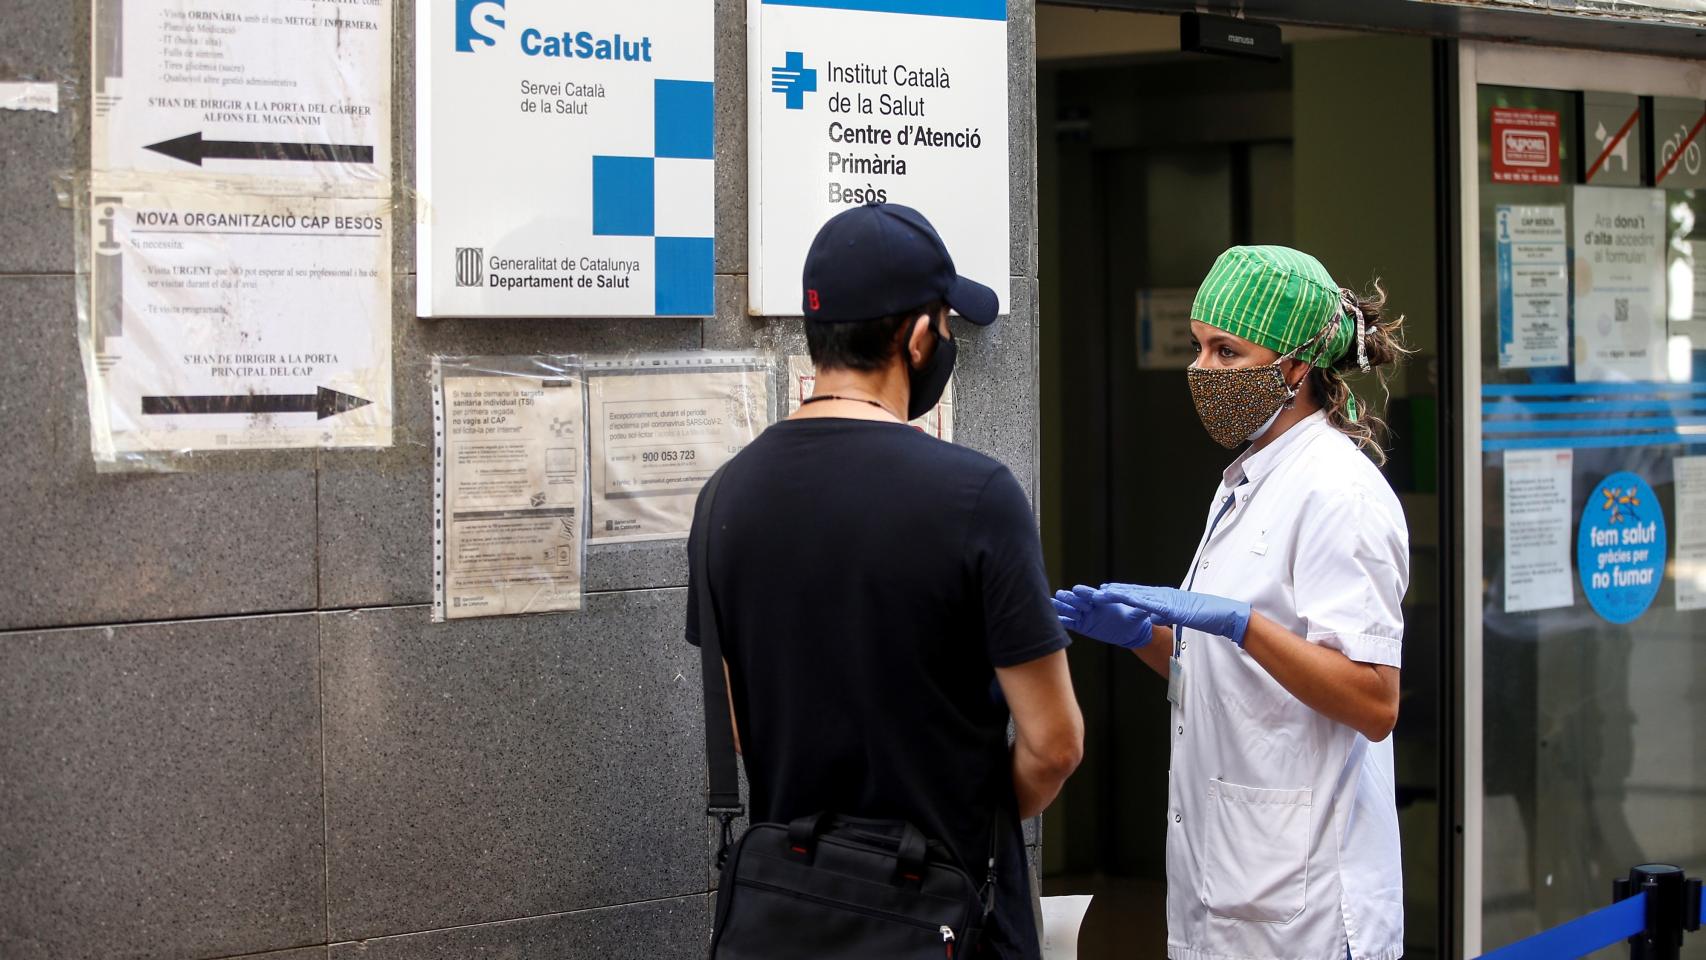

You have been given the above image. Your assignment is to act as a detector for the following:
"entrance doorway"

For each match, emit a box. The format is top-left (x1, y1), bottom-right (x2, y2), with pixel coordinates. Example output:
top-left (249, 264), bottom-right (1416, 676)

top-left (1034, 9), bottom-right (1449, 958)
top-left (1455, 42), bottom-right (1706, 957)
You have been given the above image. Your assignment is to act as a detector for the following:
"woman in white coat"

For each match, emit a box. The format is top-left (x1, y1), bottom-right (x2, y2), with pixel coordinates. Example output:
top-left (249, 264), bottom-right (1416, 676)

top-left (1057, 245), bottom-right (1411, 960)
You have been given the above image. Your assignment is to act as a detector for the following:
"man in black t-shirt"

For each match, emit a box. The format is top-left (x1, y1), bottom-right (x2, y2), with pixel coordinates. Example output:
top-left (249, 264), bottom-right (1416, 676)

top-left (686, 203), bottom-right (1084, 958)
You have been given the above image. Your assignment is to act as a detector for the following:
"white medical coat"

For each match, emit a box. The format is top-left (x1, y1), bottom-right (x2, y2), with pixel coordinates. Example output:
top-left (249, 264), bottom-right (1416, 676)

top-left (1166, 412), bottom-right (1409, 960)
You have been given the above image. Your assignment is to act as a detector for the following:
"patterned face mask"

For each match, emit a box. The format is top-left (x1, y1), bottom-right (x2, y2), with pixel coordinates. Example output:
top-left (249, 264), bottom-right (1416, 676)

top-left (1186, 360), bottom-right (1297, 449)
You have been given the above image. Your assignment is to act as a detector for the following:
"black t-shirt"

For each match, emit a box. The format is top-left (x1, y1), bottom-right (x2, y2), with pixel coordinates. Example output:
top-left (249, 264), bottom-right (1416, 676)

top-left (686, 417), bottom-right (1069, 959)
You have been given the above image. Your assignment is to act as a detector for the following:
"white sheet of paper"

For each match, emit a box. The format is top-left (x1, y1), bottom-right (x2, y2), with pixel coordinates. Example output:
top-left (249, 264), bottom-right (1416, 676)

top-left (1695, 241), bottom-right (1706, 324)
top-left (1669, 239), bottom-right (1706, 337)
top-left (587, 363), bottom-right (771, 542)
top-left (1495, 205), bottom-right (1569, 368)
top-left (784, 355), bottom-right (953, 441)
top-left (434, 362), bottom-right (585, 621)
top-left (0, 82), bottom-right (59, 113)
top-left (1676, 456), bottom-right (1706, 611)
top-left (1503, 448), bottom-right (1575, 613)
top-left (1040, 895), bottom-right (1094, 960)
top-left (785, 355), bottom-right (816, 414)
top-left (1573, 186), bottom-right (1667, 381)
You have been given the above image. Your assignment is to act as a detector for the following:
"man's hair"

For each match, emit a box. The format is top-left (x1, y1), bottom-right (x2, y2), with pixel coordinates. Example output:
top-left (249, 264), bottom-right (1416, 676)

top-left (805, 300), bottom-right (945, 372)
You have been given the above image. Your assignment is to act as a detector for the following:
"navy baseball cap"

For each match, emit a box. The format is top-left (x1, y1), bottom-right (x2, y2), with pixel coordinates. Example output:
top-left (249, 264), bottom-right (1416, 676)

top-left (802, 203), bottom-right (1000, 325)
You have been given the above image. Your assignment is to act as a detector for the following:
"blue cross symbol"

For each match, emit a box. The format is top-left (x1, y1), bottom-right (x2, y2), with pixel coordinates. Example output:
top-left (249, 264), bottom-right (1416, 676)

top-left (771, 51), bottom-right (817, 110)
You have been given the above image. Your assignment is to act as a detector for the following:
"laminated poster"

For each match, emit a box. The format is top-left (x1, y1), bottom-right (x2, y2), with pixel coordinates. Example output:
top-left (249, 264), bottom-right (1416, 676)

top-left (83, 189), bottom-right (392, 459)
top-left (1677, 456), bottom-right (1706, 612)
top-left (1572, 186), bottom-right (1666, 382)
top-left (434, 360), bottom-right (585, 621)
top-left (587, 361), bottom-right (772, 543)
top-left (785, 355), bottom-right (954, 441)
top-left (1502, 448), bottom-right (1574, 614)
top-left (90, 0), bottom-right (391, 189)
top-left (83, 0), bottom-right (394, 461)
top-left (1494, 205), bottom-right (1568, 369)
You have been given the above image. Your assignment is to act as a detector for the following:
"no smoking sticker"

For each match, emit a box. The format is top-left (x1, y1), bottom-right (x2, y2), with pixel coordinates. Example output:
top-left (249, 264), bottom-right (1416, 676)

top-left (1577, 471), bottom-right (1666, 625)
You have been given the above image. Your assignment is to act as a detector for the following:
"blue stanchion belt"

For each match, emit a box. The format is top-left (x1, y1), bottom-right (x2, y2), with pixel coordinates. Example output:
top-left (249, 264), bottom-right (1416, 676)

top-left (1474, 893), bottom-right (1648, 960)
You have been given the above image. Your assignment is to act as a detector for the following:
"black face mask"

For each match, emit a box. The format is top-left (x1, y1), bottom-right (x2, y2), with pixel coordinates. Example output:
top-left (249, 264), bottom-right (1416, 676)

top-left (907, 323), bottom-right (956, 421)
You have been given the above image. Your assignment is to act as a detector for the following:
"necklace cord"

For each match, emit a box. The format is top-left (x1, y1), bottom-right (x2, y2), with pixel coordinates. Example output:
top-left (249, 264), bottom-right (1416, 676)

top-left (799, 393), bottom-right (902, 422)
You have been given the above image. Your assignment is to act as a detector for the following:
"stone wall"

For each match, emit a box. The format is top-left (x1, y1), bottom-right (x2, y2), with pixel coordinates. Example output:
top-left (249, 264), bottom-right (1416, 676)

top-left (0, 1), bottom-right (1041, 957)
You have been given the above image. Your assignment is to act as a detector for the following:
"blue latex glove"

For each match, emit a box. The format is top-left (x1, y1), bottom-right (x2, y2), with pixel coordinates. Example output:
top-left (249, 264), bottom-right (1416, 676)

top-left (1052, 586), bottom-right (1153, 650)
top-left (1097, 583), bottom-right (1252, 647)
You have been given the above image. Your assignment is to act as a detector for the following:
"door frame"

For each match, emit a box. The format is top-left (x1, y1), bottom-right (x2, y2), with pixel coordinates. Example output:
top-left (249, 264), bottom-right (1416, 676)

top-left (1453, 41), bottom-right (1706, 957)
top-left (1044, 0), bottom-right (1706, 61)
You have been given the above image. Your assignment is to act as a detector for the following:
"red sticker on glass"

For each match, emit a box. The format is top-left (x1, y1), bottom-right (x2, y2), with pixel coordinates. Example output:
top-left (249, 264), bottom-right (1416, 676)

top-left (1491, 107), bottom-right (1561, 185)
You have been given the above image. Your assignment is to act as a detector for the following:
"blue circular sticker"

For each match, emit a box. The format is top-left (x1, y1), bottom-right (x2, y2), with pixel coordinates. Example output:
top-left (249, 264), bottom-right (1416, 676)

top-left (1576, 471), bottom-right (1666, 624)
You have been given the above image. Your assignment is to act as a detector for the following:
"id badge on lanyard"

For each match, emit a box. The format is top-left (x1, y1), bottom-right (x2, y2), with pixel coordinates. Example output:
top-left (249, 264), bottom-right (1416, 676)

top-left (1167, 653), bottom-right (1185, 708)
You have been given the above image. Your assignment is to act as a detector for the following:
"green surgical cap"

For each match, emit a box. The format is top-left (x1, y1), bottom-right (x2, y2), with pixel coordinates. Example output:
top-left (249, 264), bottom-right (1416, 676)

top-left (1191, 245), bottom-right (1351, 367)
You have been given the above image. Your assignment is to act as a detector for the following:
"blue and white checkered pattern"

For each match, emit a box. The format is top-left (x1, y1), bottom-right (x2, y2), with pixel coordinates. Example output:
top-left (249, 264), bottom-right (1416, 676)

top-left (592, 78), bottom-right (715, 316)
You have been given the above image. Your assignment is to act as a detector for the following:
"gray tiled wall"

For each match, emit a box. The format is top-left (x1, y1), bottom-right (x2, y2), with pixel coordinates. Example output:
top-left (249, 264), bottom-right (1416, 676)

top-left (320, 597), bottom-right (704, 941)
top-left (0, 0), bottom-right (77, 276)
top-left (0, 615), bottom-right (325, 960)
top-left (326, 895), bottom-right (712, 960)
top-left (0, 0), bottom-right (1042, 957)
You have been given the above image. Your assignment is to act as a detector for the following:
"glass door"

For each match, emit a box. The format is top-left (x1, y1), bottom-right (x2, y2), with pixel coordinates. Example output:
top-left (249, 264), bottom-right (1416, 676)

top-left (1457, 42), bottom-right (1706, 957)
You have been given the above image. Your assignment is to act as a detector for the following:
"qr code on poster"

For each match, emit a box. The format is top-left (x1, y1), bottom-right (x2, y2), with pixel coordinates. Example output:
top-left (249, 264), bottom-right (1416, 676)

top-left (1614, 298), bottom-right (1629, 325)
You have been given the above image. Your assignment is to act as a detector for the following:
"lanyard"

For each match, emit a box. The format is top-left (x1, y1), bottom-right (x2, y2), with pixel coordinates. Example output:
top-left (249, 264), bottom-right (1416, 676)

top-left (1176, 478), bottom-right (1248, 657)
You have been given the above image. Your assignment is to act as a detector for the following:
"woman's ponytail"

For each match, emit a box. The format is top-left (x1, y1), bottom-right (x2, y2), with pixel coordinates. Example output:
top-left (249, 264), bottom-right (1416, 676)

top-left (1307, 279), bottom-right (1412, 465)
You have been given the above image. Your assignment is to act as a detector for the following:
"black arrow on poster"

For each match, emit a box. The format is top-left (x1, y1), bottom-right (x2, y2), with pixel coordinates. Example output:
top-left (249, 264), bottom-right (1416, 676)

top-left (142, 386), bottom-right (373, 420)
top-left (143, 131), bottom-right (375, 167)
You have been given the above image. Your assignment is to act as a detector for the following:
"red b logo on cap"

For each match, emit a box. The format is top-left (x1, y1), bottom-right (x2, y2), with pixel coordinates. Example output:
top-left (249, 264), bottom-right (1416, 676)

top-left (807, 289), bottom-right (821, 311)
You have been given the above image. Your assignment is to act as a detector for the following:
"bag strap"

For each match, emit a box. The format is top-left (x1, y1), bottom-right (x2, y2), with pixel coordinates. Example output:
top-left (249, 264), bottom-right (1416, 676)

top-left (694, 466), bottom-right (745, 863)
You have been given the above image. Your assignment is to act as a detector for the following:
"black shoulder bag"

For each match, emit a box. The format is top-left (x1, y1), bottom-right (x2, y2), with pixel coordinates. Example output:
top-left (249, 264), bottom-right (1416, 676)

top-left (694, 465), bottom-right (998, 959)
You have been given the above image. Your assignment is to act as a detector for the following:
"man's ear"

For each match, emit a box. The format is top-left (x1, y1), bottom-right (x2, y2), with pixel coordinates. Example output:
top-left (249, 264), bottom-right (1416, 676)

top-left (907, 312), bottom-right (935, 365)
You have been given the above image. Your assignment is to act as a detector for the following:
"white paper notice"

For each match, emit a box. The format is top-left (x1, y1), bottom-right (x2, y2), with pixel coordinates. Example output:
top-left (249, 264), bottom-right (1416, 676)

top-left (90, 0), bottom-right (391, 189)
top-left (1670, 239), bottom-right (1706, 340)
top-left (786, 354), bottom-right (815, 414)
top-left (784, 355), bottom-right (954, 441)
top-left (1503, 448), bottom-right (1575, 614)
top-left (82, 189), bottom-right (392, 458)
top-left (1040, 895), bottom-right (1094, 960)
top-left (1137, 289), bottom-right (1197, 371)
top-left (587, 362), bottom-right (772, 543)
top-left (1495, 205), bottom-right (1569, 369)
top-left (434, 361), bottom-right (584, 621)
top-left (1693, 240), bottom-right (1706, 325)
top-left (0, 82), bottom-right (59, 113)
top-left (1676, 456), bottom-right (1706, 612)
top-left (1573, 186), bottom-right (1667, 382)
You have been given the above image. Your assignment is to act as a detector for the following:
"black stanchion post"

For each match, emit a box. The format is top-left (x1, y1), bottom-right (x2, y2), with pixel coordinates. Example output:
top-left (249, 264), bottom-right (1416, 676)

top-left (1613, 863), bottom-right (1702, 960)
